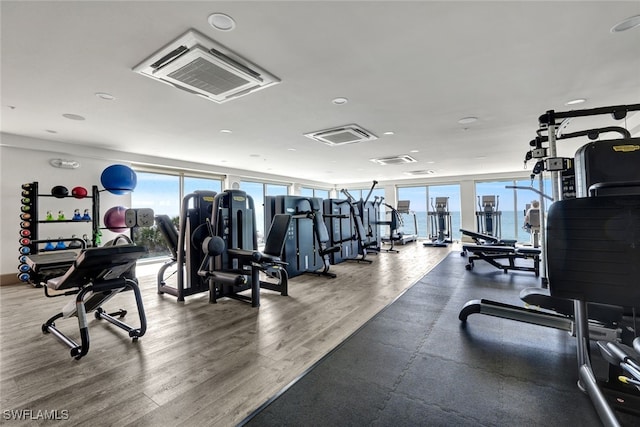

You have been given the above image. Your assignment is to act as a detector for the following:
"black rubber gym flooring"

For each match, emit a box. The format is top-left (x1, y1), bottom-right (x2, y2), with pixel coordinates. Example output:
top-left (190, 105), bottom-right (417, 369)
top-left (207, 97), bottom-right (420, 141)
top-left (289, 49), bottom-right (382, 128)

top-left (242, 252), bottom-right (639, 426)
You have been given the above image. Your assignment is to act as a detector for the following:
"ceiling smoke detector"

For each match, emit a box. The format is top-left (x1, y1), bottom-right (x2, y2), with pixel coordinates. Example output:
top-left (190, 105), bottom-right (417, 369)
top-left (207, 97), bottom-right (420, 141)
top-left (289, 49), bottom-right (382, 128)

top-left (370, 155), bottom-right (418, 166)
top-left (304, 124), bottom-right (377, 146)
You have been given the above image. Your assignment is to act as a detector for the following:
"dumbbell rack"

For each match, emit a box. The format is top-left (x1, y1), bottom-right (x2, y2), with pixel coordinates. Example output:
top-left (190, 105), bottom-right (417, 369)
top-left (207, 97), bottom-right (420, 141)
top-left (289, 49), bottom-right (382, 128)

top-left (18, 181), bottom-right (100, 284)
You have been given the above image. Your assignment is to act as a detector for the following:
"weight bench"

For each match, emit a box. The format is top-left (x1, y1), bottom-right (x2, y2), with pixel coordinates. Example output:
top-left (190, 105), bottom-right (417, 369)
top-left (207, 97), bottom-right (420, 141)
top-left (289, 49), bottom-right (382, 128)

top-left (460, 228), bottom-right (517, 247)
top-left (461, 243), bottom-right (541, 276)
top-left (32, 244), bottom-right (148, 360)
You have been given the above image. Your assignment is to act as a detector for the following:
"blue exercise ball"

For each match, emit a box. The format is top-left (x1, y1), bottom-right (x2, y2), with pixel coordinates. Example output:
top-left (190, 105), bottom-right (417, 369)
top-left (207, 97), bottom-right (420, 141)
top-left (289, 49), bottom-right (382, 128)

top-left (101, 164), bottom-right (137, 195)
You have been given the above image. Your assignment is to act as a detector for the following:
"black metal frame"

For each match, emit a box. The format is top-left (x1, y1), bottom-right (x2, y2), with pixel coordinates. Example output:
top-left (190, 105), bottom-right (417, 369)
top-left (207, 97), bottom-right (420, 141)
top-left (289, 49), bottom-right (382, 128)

top-left (36, 244), bottom-right (147, 360)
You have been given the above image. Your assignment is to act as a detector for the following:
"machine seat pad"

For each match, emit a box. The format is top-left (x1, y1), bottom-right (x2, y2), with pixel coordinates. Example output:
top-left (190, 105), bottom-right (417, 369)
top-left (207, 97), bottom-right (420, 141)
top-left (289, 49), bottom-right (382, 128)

top-left (514, 247), bottom-right (542, 256)
top-left (45, 245), bottom-right (146, 290)
top-left (462, 244), bottom-right (516, 254)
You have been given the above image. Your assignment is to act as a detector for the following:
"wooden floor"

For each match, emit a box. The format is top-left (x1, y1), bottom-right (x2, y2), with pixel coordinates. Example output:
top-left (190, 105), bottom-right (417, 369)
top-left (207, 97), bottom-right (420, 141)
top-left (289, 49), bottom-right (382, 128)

top-left (0, 242), bottom-right (450, 426)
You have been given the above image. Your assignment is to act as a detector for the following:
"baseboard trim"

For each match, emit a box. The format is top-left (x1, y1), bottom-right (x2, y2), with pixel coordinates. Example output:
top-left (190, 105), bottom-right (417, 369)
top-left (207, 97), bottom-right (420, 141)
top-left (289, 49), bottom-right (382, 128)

top-left (0, 273), bottom-right (20, 286)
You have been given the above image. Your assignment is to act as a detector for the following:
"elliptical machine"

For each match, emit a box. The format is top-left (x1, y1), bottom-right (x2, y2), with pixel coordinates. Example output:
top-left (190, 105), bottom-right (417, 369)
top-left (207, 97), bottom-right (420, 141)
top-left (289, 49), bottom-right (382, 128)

top-left (475, 195), bottom-right (501, 237)
top-left (424, 197), bottom-right (452, 247)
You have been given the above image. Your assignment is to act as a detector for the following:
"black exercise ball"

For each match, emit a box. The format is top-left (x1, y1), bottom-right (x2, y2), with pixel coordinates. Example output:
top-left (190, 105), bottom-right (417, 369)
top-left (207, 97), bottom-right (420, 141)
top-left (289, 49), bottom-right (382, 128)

top-left (51, 185), bottom-right (69, 198)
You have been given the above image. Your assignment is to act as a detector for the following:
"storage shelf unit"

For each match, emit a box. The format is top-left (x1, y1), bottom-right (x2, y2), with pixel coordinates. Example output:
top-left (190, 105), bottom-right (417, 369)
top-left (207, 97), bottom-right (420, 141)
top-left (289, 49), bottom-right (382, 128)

top-left (18, 182), bottom-right (100, 283)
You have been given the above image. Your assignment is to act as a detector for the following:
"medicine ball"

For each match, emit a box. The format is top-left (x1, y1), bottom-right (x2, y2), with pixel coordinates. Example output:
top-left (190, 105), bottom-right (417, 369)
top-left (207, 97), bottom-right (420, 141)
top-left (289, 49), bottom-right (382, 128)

top-left (51, 185), bottom-right (69, 198)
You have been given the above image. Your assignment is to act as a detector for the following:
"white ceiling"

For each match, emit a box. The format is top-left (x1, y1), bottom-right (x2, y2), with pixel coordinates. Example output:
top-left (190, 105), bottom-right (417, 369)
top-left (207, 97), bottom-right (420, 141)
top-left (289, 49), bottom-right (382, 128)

top-left (2, 1), bottom-right (639, 184)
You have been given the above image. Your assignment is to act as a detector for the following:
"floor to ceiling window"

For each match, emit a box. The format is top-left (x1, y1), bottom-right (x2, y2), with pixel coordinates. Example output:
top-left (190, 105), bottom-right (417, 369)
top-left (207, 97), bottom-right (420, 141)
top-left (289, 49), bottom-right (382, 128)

top-left (475, 178), bottom-right (551, 242)
top-left (131, 170), bottom-right (223, 258)
top-left (240, 180), bottom-right (290, 243)
top-left (300, 187), bottom-right (331, 199)
top-left (397, 184), bottom-right (461, 240)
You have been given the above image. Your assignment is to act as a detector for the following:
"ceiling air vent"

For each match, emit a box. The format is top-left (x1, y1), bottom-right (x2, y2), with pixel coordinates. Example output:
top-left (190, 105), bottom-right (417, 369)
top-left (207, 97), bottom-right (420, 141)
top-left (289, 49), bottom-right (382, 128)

top-left (371, 155), bottom-right (418, 166)
top-left (405, 170), bottom-right (436, 176)
top-left (304, 124), bottom-right (377, 146)
top-left (133, 29), bottom-right (280, 104)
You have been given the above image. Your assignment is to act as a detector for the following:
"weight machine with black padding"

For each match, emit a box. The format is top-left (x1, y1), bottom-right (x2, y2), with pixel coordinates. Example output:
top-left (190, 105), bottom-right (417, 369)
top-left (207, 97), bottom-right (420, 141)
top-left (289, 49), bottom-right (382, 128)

top-left (323, 198), bottom-right (358, 264)
top-left (156, 190), bottom-right (216, 302)
top-left (206, 189), bottom-right (290, 307)
top-left (459, 103), bottom-right (640, 426)
top-left (265, 196), bottom-right (339, 278)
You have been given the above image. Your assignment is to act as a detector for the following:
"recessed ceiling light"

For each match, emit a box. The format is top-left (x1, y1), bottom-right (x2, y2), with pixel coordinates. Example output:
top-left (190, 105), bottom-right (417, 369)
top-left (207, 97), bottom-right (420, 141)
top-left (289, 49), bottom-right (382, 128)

top-left (220, 129), bottom-right (232, 133)
top-left (410, 149), bottom-right (419, 153)
top-left (95, 92), bottom-right (115, 100)
top-left (331, 97), bottom-right (348, 105)
top-left (249, 154), bottom-right (260, 158)
top-left (458, 117), bottom-right (478, 125)
top-left (383, 131), bottom-right (395, 135)
top-left (208, 13), bottom-right (236, 31)
top-left (565, 98), bottom-right (586, 106)
top-left (287, 148), bottom-right (296, 151)
top-left (62, 113), bottom-right (85, 121)
top-left (426, 161), bottom-right (435, 164)
top-left (610, 15), bottom-right (640, 33)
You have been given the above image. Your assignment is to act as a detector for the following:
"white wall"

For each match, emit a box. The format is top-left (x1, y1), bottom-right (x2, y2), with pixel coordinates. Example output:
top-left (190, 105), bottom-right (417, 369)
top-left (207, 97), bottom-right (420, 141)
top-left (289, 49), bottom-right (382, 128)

top-left (1, 132), bottom-right (535, 279)
top-left (1, 142), bottom-right (133, 279)
top-left (1, 133), bottom-right (331, 279)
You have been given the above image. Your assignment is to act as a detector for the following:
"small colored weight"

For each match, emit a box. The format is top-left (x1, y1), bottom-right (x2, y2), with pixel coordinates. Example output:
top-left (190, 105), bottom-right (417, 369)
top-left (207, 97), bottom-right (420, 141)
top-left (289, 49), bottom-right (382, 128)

top-left (21, 205), bottom-right (31, 212)
top-left (19, 246), bottom-right (31, 254)
top-left (18, 255), bottom-right (28, 263)
top-left (55, 240), bottom-right (67, 250)
top-left (21, 197), bottom-right (30, 204)
top-left (20, 221), bottom-right (31, 228)
top-left (18, 273), bottom-right (30, 282)
top-left (21, 183), bottom-right (31, 190)
top-left (20, 213), bottom-right (31, 220)
top-left (19, 238), bottom-right (30, 246)
top-left (51, 185), bottom-right (69, 198)
top-left (71, 186), bottom-right (88, 199)
top-left (46, 211), bottom-right (53, 220)
top-left (43, 242), bottom-right (55, 251)
top-left (19, 229), bottom-right (30, 237)
top-left (68, 235), bottom-right (82, 249)
top-left (82, 209), bottom-right (91, 220)
top-left (72, 209), bottom-right (82, 221)
top-left (22, 190), bottom-right (30, 197)
top-left (18, 264), bottom-right (30, 272)
top-left (57, 210), bottom-right (65, 220)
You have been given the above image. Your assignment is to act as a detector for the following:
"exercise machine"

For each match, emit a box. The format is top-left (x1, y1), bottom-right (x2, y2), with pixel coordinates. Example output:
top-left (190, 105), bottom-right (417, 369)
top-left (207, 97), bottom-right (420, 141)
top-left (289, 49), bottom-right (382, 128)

top-left (266, 196), bottom-right (339, 278)
top-left (460, 227), bottom-right (539, 275)
top-left (475, 195), bottom-right (502, 237)
top-left (199, 211), bottom-right (291, 306)
top-left (323, 198), bottom-right (358, 264)
top-left (545, 194), bottom-right (640, 423)
top-left (424, 197), bottom-right (452, 247)
top-left (206, 189), bottom-right (290, 307)
top-left (379, 202), bottom-right (402, 252)
top-left (522, 202), bottom-right (541, 248)
top-left (459, 103), bottom-right (640, 426)
top-left (382, 200), bottom-right (417, 249)
top-left (156, 190), bottom-right (216, 301)
top-left (31, 240), bottom-right (148, 359)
